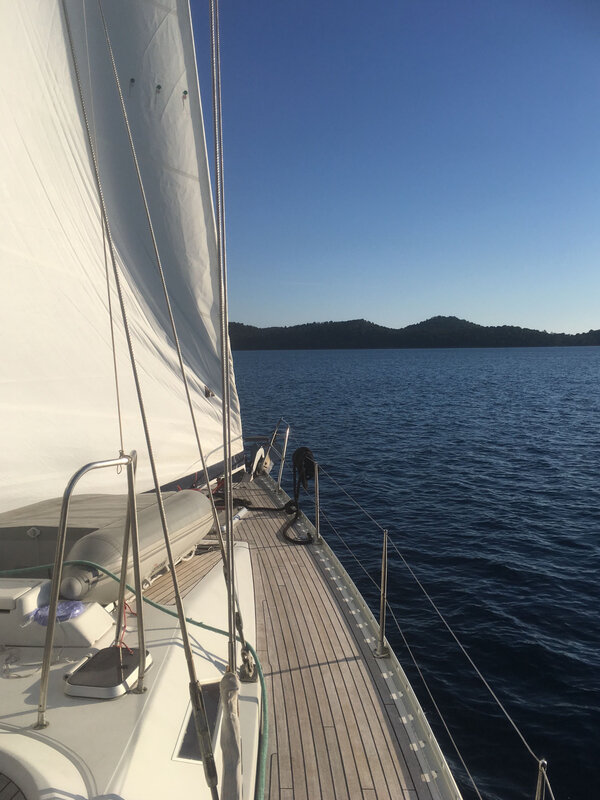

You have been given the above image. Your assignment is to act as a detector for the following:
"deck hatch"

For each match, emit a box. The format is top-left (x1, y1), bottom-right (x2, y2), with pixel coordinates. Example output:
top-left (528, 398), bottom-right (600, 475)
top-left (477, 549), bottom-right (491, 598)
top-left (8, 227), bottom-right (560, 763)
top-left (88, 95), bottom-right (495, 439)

top-left (65, 646), bottom-right (152, 698)
top-left (177, 681), bottom-right (220, 761)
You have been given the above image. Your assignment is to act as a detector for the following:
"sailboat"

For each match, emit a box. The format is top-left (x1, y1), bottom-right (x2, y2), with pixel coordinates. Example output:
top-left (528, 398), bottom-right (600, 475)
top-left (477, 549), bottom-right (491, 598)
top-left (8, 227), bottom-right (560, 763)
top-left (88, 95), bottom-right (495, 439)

top-left (0, 2), bottom-right (553, 800)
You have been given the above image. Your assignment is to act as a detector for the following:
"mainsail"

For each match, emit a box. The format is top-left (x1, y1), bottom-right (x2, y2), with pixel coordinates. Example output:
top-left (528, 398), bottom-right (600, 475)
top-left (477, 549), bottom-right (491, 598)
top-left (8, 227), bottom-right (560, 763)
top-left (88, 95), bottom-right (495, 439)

top-left (0, 0), bottom-right (242, 514)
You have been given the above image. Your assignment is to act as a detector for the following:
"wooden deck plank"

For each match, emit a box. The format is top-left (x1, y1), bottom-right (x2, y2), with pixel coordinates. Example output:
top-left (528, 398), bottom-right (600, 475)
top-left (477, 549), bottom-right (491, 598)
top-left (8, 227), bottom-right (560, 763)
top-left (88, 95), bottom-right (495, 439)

top-left (311, 543), bottom-right (435, 795)
top-left (237, 482), bottom-right (372, 786)
top-left (255, 525), bottom-right (313, 799)
top-left (261, 570), bottom-right (293, 796)
top-left (274, 543), bottom-right (371, 798)
top-left (143, 547), bottom-right (222, 605)
top-left (145, 476), bottom-right (446, 800)
top-left (242, 496), bottom-right (333, 799)
top-left (298, 521), bottom-right (435, 796)
top-left (234, 474), bottom-right (438, 800)
top-left (284, 545), bottom-right (384, 792)
top-left (273, 577), bottom-right (333, 800)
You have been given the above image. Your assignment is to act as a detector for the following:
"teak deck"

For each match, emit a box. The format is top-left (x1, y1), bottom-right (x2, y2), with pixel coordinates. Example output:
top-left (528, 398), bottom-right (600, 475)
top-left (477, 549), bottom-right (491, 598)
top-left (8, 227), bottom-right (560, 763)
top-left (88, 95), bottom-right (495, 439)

top-left (147, 475), bottom-right (445, 800)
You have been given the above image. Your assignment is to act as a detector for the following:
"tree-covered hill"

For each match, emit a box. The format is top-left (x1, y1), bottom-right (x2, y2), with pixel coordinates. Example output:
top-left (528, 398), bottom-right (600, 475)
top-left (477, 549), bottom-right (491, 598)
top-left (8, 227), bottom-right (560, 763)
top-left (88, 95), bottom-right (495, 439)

top-left (229, 316), bottom-right (600, 350)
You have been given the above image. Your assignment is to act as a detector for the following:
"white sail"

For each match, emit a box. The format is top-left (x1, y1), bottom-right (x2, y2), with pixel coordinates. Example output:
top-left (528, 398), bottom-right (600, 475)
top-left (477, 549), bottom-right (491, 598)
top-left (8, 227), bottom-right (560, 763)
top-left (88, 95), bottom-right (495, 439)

top-left (0, 0), bottom-right (242, 514)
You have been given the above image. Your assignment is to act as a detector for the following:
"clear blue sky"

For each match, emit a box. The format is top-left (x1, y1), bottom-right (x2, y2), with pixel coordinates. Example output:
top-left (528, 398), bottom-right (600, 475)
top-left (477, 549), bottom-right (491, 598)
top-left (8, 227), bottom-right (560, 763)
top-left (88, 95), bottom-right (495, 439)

top-left (192, 0), bottom-right (600, 334)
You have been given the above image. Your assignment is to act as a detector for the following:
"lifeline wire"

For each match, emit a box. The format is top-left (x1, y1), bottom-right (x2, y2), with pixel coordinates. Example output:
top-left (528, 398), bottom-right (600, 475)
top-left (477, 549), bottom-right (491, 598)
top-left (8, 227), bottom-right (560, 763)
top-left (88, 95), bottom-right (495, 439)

top-left (209, 0), bottom-right (236, 675)
top-left (387, 535), bottom-right (555, 800)
top-left (280, 427), bottom-right (555, 797)
top-left (94, 0), bottom-right (223, 543)
top-left (65, 3), bottom-right (219, 795)
top-left (93, 0), bottom-right (244, 654)
top-left (315, 462), bottom-right (557, 799)
top-left (318, 505), bottom-right (483, 800)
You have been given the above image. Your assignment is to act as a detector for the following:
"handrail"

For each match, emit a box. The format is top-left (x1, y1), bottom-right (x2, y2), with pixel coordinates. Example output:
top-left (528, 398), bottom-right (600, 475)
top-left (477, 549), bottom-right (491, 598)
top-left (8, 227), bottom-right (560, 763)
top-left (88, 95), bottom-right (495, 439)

top-left (36, 451), bottom-right (139, 728)
top-left (276, 424), bottom-right (290, 490)
top-left (263, 416), bottom-right (283, 463)
top-left (262, 417), bottom-right (292, 491)
top-left (125, 452), bottom-right (147, 692)
top-left (264, 417), bottom-right (291, 459)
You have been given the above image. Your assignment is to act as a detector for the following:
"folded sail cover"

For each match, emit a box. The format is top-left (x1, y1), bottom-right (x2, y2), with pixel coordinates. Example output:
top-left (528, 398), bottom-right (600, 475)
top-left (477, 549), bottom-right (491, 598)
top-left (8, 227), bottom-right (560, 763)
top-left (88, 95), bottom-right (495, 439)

top-left (0, 1), bottom-right (242, 513)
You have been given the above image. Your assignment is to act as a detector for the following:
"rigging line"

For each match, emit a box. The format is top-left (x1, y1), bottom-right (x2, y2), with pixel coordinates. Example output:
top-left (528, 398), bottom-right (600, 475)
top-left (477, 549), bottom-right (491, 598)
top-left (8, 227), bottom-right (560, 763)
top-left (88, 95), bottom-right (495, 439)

top-left (66, 4), bottom-right (218, 795)
top-left (92, 0), bottom-right (223, 556)
top-left (387, 535), bottom-right (542, 766)
top-left (102, 217), bottom-right (124, 454)
top-left (94, 0), bottom-right (253, 664)
top-left (209, 0), bottom-right (236, 674)
top-left (286, 427), bottom-right (548, 776)
top-left (62, 4), bottom-right (161, 583)
top-left (82, 0), bottom-right (124, 454)
top-left (316, 510), bottom-right (482, 799)
top-left (284, 436), bottom-right (386, 533)
top-left (385, 603), bottom-right (483, 800)
top-left (94, 5), bottom-right (220, 792)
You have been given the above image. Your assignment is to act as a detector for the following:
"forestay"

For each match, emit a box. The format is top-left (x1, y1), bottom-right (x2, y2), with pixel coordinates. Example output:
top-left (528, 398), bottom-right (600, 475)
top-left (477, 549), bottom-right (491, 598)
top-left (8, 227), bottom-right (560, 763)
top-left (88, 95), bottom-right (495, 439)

top-left (0, 0), bottom-right (242, 514)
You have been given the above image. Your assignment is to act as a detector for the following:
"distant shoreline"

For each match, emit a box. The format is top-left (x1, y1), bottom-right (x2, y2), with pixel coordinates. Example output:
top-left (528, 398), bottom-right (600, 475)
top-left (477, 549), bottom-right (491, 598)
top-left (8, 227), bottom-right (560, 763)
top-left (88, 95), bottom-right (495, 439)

top-left (230, 316), bottom-right (600, 351)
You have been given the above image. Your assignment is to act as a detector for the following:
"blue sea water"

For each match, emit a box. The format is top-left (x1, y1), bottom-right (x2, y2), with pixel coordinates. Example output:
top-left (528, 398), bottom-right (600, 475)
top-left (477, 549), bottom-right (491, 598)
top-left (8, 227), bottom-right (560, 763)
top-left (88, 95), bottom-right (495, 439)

top-left (234, 347), bottom-right (600, 800)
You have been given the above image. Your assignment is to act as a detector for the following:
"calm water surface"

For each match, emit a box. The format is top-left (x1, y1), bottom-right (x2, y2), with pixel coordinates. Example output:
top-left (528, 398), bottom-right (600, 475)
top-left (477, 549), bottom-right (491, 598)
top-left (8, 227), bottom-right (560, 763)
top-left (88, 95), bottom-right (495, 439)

top-left (234, 347), bottom-right (600, 800)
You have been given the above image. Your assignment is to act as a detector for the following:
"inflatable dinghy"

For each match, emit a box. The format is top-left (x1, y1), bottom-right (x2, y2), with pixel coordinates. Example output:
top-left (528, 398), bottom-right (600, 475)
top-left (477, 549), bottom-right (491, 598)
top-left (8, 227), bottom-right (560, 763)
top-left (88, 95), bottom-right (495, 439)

top-left (60, 489), bottom-right (214, 604)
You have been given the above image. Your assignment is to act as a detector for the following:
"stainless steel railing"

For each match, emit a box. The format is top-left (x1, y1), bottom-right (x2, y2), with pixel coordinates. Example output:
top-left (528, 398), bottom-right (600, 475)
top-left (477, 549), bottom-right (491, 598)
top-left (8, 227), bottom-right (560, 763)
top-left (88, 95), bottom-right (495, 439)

top-left (263, 417), bottom-right (292, 491)
top-left (276, 424), bottom-right (290, 491)
top-left (297, 452), bottom-right (557, 800)
top-left (36, 450), bottom-right (143, 728)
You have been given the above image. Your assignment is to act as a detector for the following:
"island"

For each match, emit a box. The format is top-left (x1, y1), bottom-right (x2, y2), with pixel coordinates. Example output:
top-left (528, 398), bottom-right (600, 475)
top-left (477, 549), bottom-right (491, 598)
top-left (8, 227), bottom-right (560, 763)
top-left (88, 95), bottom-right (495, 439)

top-left (229, 316), bottom-right (600, 350)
